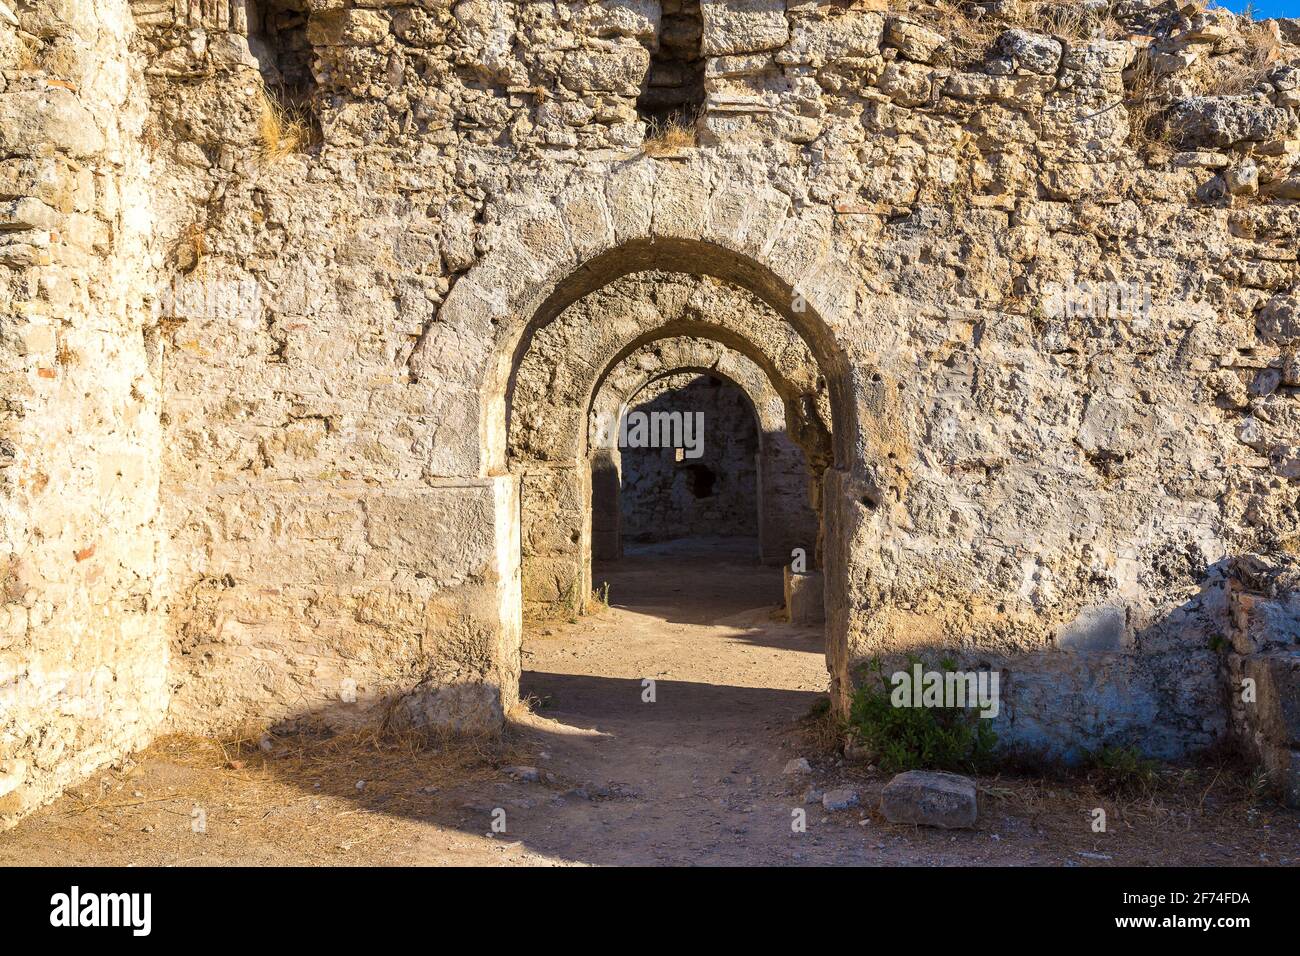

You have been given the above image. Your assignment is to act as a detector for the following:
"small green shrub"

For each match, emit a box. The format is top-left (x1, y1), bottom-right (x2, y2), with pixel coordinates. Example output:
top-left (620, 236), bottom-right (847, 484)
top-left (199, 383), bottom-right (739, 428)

top-left (1085, 745), bottom-right (1160, 797)
top-left (848, 656), bottom-right (998, 774)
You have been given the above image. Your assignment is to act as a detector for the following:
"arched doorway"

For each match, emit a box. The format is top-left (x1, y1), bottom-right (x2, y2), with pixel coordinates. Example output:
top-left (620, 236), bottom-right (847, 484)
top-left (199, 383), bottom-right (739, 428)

top-left (591, 339), bottom-right (820, 569)
top-left (408, 160), bottom-right (892, 718)
top-left (506, 272), bottom-right (831, 615)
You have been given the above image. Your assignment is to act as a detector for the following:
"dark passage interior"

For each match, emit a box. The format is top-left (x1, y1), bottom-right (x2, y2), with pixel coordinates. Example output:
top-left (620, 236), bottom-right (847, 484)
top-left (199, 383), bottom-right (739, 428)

top-left (246, 0), bottom-right (316, 98)
top-left (637, 0), bottom-right (706, 126)
top-left (618, 373), bottom-right (759, 547)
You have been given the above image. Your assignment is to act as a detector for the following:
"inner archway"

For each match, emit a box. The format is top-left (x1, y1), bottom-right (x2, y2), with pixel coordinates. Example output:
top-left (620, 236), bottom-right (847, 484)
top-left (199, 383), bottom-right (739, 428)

top-left (615, 372), bottom-right (760, 551)
top-left (507, 272), bottom-right (832, 619)
top-left (590, 337), bottom-right (822, 569)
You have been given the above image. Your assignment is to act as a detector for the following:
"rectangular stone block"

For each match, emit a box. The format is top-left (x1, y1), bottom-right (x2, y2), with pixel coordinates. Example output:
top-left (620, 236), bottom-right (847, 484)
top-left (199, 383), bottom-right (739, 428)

top-left (784, 567), bottom-right (824, 625)
top-left (700, 0), bottom-right (790, 56)
top-left (1245, 652), bottom-right (1300, 750)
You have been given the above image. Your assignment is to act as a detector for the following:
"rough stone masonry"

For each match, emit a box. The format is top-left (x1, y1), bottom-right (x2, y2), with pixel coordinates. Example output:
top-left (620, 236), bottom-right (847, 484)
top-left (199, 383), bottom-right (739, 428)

top-left (2, 0), bottom-right (1300, 827)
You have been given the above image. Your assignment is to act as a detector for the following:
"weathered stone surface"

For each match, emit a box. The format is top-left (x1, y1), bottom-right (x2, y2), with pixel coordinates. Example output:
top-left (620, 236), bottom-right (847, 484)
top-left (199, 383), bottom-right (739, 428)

top-left (700, 0), bottom-right (788, 56)
top-left (1246, 654), bottom-right (1300, 748)
top-left (784, 567), bottom-right (825, 625)
top-left (995, 29), bottom-right (1062, 75)
top-left (822, 787), bottom-right (859, 811)
top-left (1258, 295), bottom-right (1300, 346)
top-left (880, 771), bottom-right (979, 828)
top-left (1167, 95), bottom-right (1293, 148)
top-left (884, 18), bottom-right (947, 63)
top-left (0, 89), bottom-right (106, 160)
top-left (3, 0), bottom-right (1300, 832)
top-left (1227, 555), bottom-right (1300, 806)
top-left (779, 9), bottom-right (883, 68)
top-left (0, 0), bottom-right (166, 831)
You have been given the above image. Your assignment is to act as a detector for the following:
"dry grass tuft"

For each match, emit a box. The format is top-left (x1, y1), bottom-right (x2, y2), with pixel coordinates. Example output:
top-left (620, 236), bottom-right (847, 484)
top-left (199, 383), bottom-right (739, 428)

top-left (1202, 15), bottom-right (1282, 96)
top-left (257, 88), bottom-right (312, 162)
top-left (923, 0), bottom-right (1112, 61)
top-left (924, 1), bottom-right (1001, 56)
top-left (643, 109), bottom-right (699, 156)
top-left (801, 696), bottom-right (846, 755)
top-left (984, 749), bottom-right (1280, 833)
top-left (1026, 1), bottom-right (1102, 42)
top-left (55, 338), bottom-right (79, 368)
top-left (1123, 46), bottom-right (1174, 159)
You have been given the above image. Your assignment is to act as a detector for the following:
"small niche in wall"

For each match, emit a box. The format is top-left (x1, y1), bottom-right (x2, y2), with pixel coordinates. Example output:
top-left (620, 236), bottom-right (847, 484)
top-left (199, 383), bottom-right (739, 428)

top-left (245, 0), bottom-right (316, 102)
top-left (637, 0), bottom-right (705, 128)
top-left (681, 463), bottom-right (717, 499)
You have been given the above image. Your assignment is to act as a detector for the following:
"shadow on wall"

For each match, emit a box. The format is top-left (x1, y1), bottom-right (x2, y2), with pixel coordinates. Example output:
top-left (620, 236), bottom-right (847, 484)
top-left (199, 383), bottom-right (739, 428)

top-left (851, 557), bottom-right (1276, 768)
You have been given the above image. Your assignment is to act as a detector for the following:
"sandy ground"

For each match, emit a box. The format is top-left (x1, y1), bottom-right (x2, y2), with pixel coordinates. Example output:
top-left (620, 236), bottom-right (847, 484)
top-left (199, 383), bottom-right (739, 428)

top-left (2, 536), bottom-right (1297, 867)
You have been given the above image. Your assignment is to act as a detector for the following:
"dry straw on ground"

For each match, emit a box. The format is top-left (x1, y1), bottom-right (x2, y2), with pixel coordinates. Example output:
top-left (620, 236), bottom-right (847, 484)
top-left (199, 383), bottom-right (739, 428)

top-left (1123, 46), bottom-right (1174, 158)
top-left (258, 88), bottom-right (312, 162)
top-left (643, 110), bottom-right (699, 156)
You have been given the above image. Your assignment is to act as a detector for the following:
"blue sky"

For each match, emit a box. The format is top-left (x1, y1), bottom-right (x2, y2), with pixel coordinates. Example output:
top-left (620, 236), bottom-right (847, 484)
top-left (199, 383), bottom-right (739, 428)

top-left (1213, 0), bottom-right (1298, 17)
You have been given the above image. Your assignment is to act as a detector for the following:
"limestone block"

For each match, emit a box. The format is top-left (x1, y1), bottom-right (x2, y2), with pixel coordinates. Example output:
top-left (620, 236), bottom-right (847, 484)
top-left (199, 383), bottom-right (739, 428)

top-left (0, 197), bottom-right (62, 231)
top-left (1168, 95), bottom-right (1293, 149)
top-left (366, 488), bottom-right (498, 573)
top-left (0, 89), bottom-right (105, 160)
top-left (993, 29), bottom-right (1061, 75)
top-left (700, 0), bottom-right (789, 56)
top-left (880, 770), bottom-right (978, 828)
top-left (576, 0), bottom-right (658, 40)
top-left (707, 53), bottom-right (775, 78)
top-left (884, 18), bottom-right (947, 64)
top-left (308, 8), bottom-right (390, 46)
top-left (777, 10), bottom-right (883, 68)
top-left (1258, 295), bottom-right (1300, 347)
top-left (1059, 38), bottom-right (1132, 87)
top-left (784, 567), bottom-right (824, 625)
top-left (879, 61), bottom-right (934, 107)
top-left (519, 466), bottom-right (587, 558)
top-left (449, 0), bottom-right (516, 82)
top-left (1232, 591), bottom-right (1300, 655)
top-left (561, 43), bottom-right (649, 96)
top-left (605, 161), bottom-right (657, 245)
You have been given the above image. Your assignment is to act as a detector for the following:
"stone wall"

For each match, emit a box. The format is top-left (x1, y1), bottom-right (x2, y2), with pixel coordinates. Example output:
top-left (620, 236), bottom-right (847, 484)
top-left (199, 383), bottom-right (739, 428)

top-left (1227, 553), bottom-right (1300, 805)
top-left (3, 0), bottom-right (1300, 824)
top-left (0, 0), bottom-right (166, 827)
top-left (620, 372), bottom-right (760, 544)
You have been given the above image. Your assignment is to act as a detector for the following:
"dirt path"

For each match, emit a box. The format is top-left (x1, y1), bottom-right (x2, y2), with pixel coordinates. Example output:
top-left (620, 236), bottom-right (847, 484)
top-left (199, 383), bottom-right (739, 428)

top-left (2, 537), bottom-right (1297, 866)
